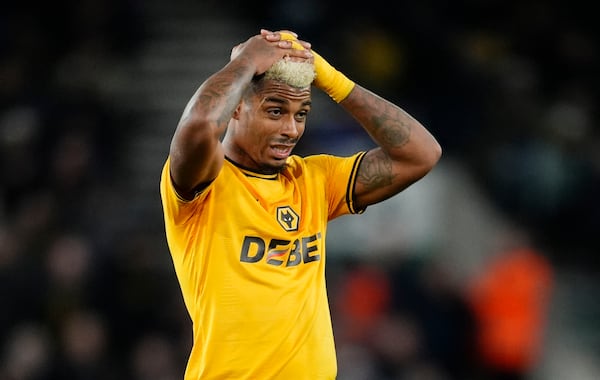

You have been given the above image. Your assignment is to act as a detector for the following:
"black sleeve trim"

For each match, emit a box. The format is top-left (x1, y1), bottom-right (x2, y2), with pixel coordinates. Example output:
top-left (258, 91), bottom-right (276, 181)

top-left (346, 151), bottom-right (367, 214)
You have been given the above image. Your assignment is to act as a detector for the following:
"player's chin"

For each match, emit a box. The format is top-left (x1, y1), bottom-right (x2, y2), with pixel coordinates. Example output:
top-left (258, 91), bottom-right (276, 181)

top-left (262, 158), bottom-right (288, 174)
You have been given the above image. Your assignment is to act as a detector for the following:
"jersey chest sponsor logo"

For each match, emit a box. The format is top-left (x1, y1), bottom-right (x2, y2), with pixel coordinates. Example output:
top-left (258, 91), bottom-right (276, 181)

top-left (240, 233), bottom-right (322, 266)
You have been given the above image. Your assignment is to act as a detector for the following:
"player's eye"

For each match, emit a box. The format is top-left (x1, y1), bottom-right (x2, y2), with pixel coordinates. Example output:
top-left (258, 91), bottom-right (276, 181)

top-left (267, 108), bottom-right (282, 117)
top-left (295, 111), bottom-right (308, 121)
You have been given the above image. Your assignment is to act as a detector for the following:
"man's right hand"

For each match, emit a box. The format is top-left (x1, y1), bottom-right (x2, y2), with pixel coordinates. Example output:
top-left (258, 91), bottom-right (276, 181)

top-left (229, 30), bottom-right (313, 77)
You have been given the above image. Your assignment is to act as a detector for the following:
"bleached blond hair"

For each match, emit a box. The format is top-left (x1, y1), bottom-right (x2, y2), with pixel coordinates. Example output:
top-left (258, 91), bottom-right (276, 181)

top-left (263, 59), bottom-right (316, 88)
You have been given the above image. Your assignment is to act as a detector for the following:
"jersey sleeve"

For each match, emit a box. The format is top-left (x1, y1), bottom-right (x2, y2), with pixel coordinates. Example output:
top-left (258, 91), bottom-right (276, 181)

top-left (305, 151), bottom-right (367, 220)
top-left (160, 157), bottom-right (208, 226)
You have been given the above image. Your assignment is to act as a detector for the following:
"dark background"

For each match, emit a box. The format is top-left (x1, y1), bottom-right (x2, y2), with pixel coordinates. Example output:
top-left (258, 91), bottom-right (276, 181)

top-left (1, 1), bottom-right (598, 379)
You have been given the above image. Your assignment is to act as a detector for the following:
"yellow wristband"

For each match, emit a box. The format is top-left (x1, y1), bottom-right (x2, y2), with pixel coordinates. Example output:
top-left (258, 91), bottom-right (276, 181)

top-left (279, 32), bottom-right (355, 102)
top-left (311, 50), bottom-right (355, 103)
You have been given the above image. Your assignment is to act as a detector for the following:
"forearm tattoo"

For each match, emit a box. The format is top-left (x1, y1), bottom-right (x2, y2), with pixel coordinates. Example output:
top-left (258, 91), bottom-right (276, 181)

top-left (371, 111), bottom-right (411, 148)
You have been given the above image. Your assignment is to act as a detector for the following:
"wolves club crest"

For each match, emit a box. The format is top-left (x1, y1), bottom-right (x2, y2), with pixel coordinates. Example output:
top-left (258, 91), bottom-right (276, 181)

top-left (276, 206), bottom-right (299, 232)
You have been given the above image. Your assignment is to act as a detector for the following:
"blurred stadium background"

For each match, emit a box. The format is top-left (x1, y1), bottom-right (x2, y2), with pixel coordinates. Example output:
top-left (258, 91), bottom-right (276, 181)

top-left (1, 0), bottom-right (598, 379)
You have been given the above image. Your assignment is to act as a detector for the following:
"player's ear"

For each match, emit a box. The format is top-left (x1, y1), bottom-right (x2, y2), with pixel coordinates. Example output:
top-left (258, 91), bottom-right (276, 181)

top-left (232, 102), bottom-right (242, 120)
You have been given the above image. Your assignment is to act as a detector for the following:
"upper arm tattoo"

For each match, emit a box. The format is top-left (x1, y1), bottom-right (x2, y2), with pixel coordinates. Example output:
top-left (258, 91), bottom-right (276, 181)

top-left (356, 150), bottom-right (393, 191)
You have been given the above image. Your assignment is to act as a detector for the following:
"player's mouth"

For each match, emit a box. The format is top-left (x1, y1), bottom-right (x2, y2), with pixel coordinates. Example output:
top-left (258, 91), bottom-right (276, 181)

top-left (270, 144), bottom-right (295, 160)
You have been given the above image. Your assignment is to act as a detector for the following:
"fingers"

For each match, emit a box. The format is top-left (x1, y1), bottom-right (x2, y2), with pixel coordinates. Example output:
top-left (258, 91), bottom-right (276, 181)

top-left (284, 44), bottom-right (313, 60)
top-left (262, 29), bottom-right (311, 47)
top-left (260, 29), bottom-right (312, 60)
top-left (230, 30), bottom-right (313, 70)
top-left (261, 29), bottom-right (297, 38)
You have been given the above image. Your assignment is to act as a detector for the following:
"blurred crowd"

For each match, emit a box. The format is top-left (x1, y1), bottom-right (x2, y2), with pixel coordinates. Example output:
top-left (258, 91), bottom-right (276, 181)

top-left (329, 247), bottom-right (553, 380)
top-left (0, 1), bottom-right (598, 379)
top-left (257, 0), bottom-right (600, 269)
top-left (0, 1), bottom-right (188, 379)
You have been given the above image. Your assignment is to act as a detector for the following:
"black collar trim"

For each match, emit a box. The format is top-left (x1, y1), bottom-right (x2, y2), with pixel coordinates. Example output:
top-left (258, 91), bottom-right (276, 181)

top-left (225, 156), bottom-right (279, 180)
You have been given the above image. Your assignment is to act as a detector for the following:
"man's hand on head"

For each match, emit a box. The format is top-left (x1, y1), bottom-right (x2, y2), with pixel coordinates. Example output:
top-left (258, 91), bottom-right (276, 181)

top-left (260, 29), bottom-right (354, 102)
top-left (229, 30), bottom-right (313, 76)
top-left (261, 29), bottom-right (313, 61)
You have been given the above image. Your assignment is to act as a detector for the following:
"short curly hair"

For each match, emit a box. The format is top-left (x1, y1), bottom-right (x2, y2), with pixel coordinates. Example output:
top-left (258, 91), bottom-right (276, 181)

top-left (263, 59), bottom-right (316, 88)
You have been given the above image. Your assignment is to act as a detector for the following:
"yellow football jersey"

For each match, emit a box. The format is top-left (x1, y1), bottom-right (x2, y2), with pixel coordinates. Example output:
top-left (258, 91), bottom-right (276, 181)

top-left (160, 152), bottom-right (366, 380)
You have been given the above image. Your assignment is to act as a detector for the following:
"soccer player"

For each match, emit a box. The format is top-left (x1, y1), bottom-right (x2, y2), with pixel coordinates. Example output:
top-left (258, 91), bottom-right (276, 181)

top-left (160, 29), bottom-right (441, 379)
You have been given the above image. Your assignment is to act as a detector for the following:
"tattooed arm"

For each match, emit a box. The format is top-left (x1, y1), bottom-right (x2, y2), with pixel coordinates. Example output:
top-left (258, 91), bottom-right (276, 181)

top-left (168, 31), bottom-right (311, 199)
top-left (341, 85), bottom-right (442, 210)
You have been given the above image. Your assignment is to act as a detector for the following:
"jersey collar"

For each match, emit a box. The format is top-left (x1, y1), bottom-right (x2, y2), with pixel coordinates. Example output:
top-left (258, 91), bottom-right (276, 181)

top-left (225, 156), bottom-right (279, 180)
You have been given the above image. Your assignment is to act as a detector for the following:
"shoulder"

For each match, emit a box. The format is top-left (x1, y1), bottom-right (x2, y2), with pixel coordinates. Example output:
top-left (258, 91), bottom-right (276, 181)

top-left (285, 153), bottom-right (366, 186)
top-left (285, 154), bottom-right (334, 176)
top-left (287, 153), bottom-right (341, 169)
top-left (290, 152), bottom-right (366, 171)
